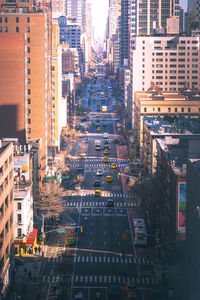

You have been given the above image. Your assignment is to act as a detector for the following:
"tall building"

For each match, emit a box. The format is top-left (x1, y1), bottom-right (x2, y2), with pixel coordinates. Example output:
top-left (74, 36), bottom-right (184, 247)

top-left (130, 0), bottom-right (180, 36)
top-left (128, 35), bottom-right (200, 127)
top-left (0, 0), bottom-right (52, 176)
top-left (188, 0), bottom-right (200, 32)
top-left (0, 142), bottom-right (14, 293)
top-left (120, 0), bottom-right (130, 65)
top-left (51, 0), bottom-right (66, 18)
top-left (66, 0), bottom-right (83, 28)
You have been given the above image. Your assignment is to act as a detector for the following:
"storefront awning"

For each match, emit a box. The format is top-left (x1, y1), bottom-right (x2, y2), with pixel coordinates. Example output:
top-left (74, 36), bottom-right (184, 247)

top-left (25, 228), bottom-right (38, 246)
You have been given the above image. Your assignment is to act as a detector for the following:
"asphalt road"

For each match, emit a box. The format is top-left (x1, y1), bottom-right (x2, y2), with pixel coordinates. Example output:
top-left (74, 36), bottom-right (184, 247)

top-left (39, 77), bottom-right (158, 300)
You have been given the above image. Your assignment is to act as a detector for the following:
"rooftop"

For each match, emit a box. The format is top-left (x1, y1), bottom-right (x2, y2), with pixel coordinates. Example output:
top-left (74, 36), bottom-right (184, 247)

top-left (157, 137), bottom-right (200, 175)
top-left (136, 89), bottom-right (200, 102)
top-left (144, 116), bottom-right (200, 136)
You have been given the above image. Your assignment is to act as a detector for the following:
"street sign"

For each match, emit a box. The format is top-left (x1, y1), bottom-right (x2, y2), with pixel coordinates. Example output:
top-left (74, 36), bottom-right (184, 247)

top-left (56, 229), bottom-right (66, 233)
top-left (75, 146), bottom-right (80, 148)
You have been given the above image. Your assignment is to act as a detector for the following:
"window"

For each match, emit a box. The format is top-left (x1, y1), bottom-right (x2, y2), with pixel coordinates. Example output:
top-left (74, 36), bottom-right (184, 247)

top-left (27, 27), bottom-right (30, 33)
top-left (17, 203), bottom-right (21, 210)
top-left (144, 108), bottom-right (147, 112)
top-left (27, 69), bottom-right (30, 75)
top-left (27, 78), bottom-right (31, 84)
top-left (175, 108), bottom-right (177, 112)
top-left (27, 37), bottom-right (30, 43)
top-left (27, 89), bottom-right (31, 95)
top-left (28, 128), bottom-right (31, 134)
top-left (158, 107), bottom-right (160, 112)
top-left (5, 27), bottom-right (8, 32)
top-left (168, 107), bottom-right (171, 112)
top-left (17, 228), bottom-right (22, 237)
top-left (17, 214), bottom-right (22, 224)
top-left (16, 27), bottom-right (19, 32)
top-left (28, 98), bottom-right (31, 104)
top-left (27, 17), bottom-right (30, 23)
top-left (28, 118), bottom-right (31, 124)
top-left (27, 57), bottom-right (30, 64)
top-left (0, 27), bottom-right (2, 33)
top-left (27, 109), bottom-right (31, 115)
top-left (181, 108), bottom-right (184, 112)
top-left (27, 47), bottom-right (30, 53)
top-left (5, 17), bottom-right (8, 23)
top-left (188, 107), bottom-right (191, 113)
top-left (0, 17), bottom-right (2, 23)
top-left (16, 17), bottom-right (19, 23)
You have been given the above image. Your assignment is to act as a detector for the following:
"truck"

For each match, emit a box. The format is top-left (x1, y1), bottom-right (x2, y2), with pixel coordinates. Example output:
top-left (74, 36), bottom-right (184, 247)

top-left (95, 140), bottom-right (101, 150)
top-left (102, 106), bottom-right (107, 113)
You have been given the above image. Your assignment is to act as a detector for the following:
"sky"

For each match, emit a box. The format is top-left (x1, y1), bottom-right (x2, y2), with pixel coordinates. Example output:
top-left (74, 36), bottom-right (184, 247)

top-left (89, 0), bottom-right (109, 40)
top-left (89, 0), bottom-right (188, 40)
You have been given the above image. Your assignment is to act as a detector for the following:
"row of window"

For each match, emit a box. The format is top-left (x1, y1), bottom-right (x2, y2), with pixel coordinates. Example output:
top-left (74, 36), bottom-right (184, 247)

top-left (0, 155), bottom-right (13, 178)
top-left (0, 16), bottom-right (30, 23)
top-left (153, 59), bottom-right (198, 63)
top-left (153, 76), bottom-right (198, 80)
top-left (143, 107), bottom-right (200, 113)
top-left (154, 40), bottom-right (198, 44)
top-left (153, 52), bottom-right (198, 56)
top-left (153, 64), bottom-right (199, 68)
top-left (0, 26), bottom-right (30, 33)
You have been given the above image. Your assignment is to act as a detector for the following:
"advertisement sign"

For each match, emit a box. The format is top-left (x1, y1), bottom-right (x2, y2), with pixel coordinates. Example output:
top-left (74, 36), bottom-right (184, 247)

top-left (14, 154), bottom-right (30, 181)
top-left (178, 182), bottom-right (186, 233)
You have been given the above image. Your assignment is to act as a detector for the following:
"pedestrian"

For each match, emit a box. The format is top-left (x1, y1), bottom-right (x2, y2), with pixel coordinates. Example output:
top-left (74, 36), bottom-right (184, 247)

top-left (34, 246), bottom-right (38, 255)
top-left (38, 246), bottom-right (41, 255)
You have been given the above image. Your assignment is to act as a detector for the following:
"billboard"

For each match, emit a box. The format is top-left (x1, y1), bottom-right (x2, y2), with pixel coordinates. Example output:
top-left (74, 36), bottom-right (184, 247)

top-left (14, 154), bottom-right (30, 181)
top-left (178, 182), bottom-right (186, 233)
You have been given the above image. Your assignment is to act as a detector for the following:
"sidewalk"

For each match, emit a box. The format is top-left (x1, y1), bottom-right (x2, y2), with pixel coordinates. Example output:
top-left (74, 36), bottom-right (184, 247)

top-left (6, 255), bottom-right (44, 300)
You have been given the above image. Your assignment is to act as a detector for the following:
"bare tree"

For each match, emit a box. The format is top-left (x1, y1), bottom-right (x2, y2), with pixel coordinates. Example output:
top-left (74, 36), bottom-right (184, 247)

top-left (36, 181), bottom-right (66, 218)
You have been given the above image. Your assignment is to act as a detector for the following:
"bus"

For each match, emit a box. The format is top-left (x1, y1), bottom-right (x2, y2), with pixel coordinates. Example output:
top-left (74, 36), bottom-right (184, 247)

top-left (103, 133), bottom-right (109, 139)
top-left (133, 218), bottom-right (147, 246)
top-left (95, 140), bottom-right (101, 150)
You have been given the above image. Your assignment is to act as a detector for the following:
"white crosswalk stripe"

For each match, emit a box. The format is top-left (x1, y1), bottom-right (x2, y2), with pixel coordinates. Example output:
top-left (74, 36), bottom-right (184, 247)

top-left (73, 255), bottom-right (154, 265)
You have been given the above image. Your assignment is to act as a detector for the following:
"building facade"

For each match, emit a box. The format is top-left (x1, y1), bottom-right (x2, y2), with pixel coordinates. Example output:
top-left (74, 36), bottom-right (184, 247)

top-left (128, 35), bottom-right (200, 127)
top-left (0, 143), bottom-right (14, 294)
top-left (0, 1), bottom-right (53, 176)
top-left (130, 0), bottom-right (180, 36)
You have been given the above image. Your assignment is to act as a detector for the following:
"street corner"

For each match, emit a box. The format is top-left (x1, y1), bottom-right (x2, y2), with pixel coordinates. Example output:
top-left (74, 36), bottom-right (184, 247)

top-left (15, 256), bottom-right (43, 280)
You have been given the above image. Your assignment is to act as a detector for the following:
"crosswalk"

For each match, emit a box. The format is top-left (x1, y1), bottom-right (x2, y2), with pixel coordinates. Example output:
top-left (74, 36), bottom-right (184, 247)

top-left (71, 163), bottom-right (127, 168)
top-left (66, 200), bottom-right (136, 207)
top-left (74, 255), bottom-right (154, 265)
top-left (69, 158), bottom-right (127, 163)
top-left (41, 274), bottom-right (159, 286)
top-left (68, 192), bottom-right (132, 198)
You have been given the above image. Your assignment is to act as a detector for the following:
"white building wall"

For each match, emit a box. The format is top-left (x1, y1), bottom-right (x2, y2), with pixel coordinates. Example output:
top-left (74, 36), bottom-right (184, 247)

top-left (14, 188), bottom-right (33, 239)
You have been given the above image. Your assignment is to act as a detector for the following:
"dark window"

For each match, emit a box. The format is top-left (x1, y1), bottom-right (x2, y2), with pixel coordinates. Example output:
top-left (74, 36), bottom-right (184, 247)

top-left (27, 17), bottom-right (30, 23)
top-left (27, 26), bottom-right (30, 33)
top-left (28, 98), bottom-right (31, 104)
top-left (28, 118), bottom-right (31, 124)
top-left (5, 17), bottom-right (8, 23)
top-left (16, 27), bottom-right (19, 32)
top-left (17, 202), bottom-right (21, 210)
top-left (16, 17), bottom-right (19, 23)
top-left (27, 37), bottom-right (30, 43)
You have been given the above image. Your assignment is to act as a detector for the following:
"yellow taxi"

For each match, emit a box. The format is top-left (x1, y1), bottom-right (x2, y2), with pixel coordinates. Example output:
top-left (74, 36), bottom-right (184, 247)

top-left (95, 190), bottom-right (101, 197)
top-left (111, 163), bottom-right (117, 169)
top-left (103, 157), bottom-right (109, 163)
top-left (106, 176), bottom-right (112, 183)
top-left (97, 127), bottom-right (101, 131)
top-left (104, 149), bottom-right (109, 155)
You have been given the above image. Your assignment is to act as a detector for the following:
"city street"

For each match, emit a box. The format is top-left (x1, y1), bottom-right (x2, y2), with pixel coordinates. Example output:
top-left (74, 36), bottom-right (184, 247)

top-left (11, 77), bottom-right (158, 300)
